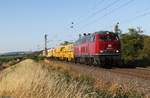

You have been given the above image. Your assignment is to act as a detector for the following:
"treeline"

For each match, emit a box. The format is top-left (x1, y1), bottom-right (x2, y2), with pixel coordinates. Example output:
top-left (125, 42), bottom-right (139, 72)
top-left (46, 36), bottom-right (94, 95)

top-left (0, 51), bottom-right (44, 64)
top-left (121, 27), bottom-right (150, 66)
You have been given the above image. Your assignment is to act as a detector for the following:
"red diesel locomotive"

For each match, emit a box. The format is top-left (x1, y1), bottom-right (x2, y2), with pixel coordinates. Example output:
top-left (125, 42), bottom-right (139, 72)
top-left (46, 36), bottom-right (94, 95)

top-left (74, 31), bottom-right (121, 66)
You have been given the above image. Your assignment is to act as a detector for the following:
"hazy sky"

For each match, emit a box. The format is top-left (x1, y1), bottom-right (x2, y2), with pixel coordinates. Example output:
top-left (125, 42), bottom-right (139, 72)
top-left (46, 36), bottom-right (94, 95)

top-left (0, 0), bottom-right (150, 53)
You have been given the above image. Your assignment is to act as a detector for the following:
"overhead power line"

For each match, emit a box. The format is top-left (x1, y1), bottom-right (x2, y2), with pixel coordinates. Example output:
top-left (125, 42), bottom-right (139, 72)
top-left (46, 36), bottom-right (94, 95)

top-left (80, 0), bottom-right (134, 30)
top-left (101, 9), bottom-right (150, 31)
top-left (77, 0), bottom-right (121, 25)
top-left (91, 0), bottom-right (105, 10)
top-left (123, 10), bottom-right (150, 24)
top-left (88, 0), bottom-right (120, 18)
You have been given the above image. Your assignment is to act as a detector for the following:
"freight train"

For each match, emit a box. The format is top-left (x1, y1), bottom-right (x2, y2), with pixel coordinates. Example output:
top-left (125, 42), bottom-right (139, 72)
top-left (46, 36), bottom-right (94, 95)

top-left (43, 31), bottom-right (121, 67)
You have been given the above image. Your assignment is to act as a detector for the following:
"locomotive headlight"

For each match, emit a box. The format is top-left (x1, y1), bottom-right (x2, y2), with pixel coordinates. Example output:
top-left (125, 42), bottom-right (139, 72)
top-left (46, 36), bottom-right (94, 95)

top-left (116, 50), bottom-right (119, 53)
top-left (100, 50), bottom-right (104, 53)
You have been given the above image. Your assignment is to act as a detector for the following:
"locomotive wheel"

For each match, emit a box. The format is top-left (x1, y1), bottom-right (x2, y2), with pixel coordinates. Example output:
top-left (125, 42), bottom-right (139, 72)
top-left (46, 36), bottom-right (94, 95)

top-left (74, 57), bottom-right (78, 64)
top-left (93, 58), bottom-right (98, 66)
top-left (89, 58), bottom-right (93, 65)
top-left (85, 58), bottom-right (89, 65)
top-left (77, 57), bottom-right (81, 64)
top-left (66, 58), bottom-right (68, 62)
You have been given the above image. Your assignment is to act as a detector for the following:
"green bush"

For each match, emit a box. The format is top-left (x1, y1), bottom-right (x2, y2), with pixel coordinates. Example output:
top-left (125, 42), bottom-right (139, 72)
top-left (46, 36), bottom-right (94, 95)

top-left (121, 27), bottom-right (150, 65)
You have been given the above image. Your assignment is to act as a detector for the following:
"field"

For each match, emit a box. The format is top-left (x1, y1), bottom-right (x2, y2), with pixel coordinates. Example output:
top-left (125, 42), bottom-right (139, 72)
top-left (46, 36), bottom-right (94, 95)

top-left (0, 59), bottom-right (148, 98)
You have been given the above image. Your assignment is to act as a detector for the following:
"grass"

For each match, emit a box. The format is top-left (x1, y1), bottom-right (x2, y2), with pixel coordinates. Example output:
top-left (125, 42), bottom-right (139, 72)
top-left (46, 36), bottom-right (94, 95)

top-left (43, 60), bottom-right (145, 98)
top-left (0, 59), bottom-right (144, 98)
top-left (0, 59), bottom-right (98, 98)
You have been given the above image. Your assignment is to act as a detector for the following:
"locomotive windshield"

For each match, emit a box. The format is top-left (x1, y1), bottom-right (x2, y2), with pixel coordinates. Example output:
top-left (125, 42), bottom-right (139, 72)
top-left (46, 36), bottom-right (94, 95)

top-left (100, 34), bottom-right (119, 41)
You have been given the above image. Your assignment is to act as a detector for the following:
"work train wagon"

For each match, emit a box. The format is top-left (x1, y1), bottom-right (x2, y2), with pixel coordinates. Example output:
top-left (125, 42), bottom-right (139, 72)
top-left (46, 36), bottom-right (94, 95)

top-left (44, 44), bottom-right (74, 61)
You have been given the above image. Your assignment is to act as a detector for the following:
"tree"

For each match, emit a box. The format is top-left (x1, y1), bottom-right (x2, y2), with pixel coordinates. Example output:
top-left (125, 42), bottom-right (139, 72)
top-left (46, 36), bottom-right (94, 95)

top-left (140, 36), bottom-right (150, 60)
top-left (121, 27), bottom-right (144, 63)
top-left (60, 41), bottom-right (73, 46)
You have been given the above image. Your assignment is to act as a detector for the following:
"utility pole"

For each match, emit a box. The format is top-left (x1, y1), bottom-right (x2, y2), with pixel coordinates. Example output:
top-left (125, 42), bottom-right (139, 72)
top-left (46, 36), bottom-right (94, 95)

top-left (44, 34), bottom-right (48, 56)
top-left (114, 22), bottom-right (119, 34)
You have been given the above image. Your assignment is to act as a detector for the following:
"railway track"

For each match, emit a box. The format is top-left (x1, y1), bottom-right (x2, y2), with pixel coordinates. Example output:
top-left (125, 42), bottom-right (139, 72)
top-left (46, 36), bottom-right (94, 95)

top-left (48, 59), bottom-right (150, 80)
top-left (109, 68), bottom-right (150, 80)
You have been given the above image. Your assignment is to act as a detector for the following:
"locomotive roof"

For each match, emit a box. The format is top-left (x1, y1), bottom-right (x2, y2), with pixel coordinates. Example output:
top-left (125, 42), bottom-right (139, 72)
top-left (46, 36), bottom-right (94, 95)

top-left (75, 31), bottom-right (116, 44)
top-left (95, 31), bottom-right (114, 34)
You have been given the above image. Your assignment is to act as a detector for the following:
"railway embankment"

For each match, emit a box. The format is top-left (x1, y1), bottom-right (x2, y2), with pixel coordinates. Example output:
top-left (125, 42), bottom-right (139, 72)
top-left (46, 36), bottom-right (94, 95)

top-left (44, 59), bottom-right (150, 97)
top-left (0, 59), bottom-right (148, 98)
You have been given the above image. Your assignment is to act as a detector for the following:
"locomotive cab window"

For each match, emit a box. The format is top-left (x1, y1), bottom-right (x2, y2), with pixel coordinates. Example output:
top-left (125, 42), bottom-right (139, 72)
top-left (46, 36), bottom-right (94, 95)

top-left (100, 34), bottom-right (118, 41)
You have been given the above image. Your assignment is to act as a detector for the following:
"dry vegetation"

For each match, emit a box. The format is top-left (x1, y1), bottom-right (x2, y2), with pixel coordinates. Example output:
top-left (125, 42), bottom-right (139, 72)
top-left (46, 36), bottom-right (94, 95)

top-left (0, 59), bottom-right (144, 98)
top-left (44, 60), bottom-right (149, 98)
top-left (0, 59), bottom-right (99, 98)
